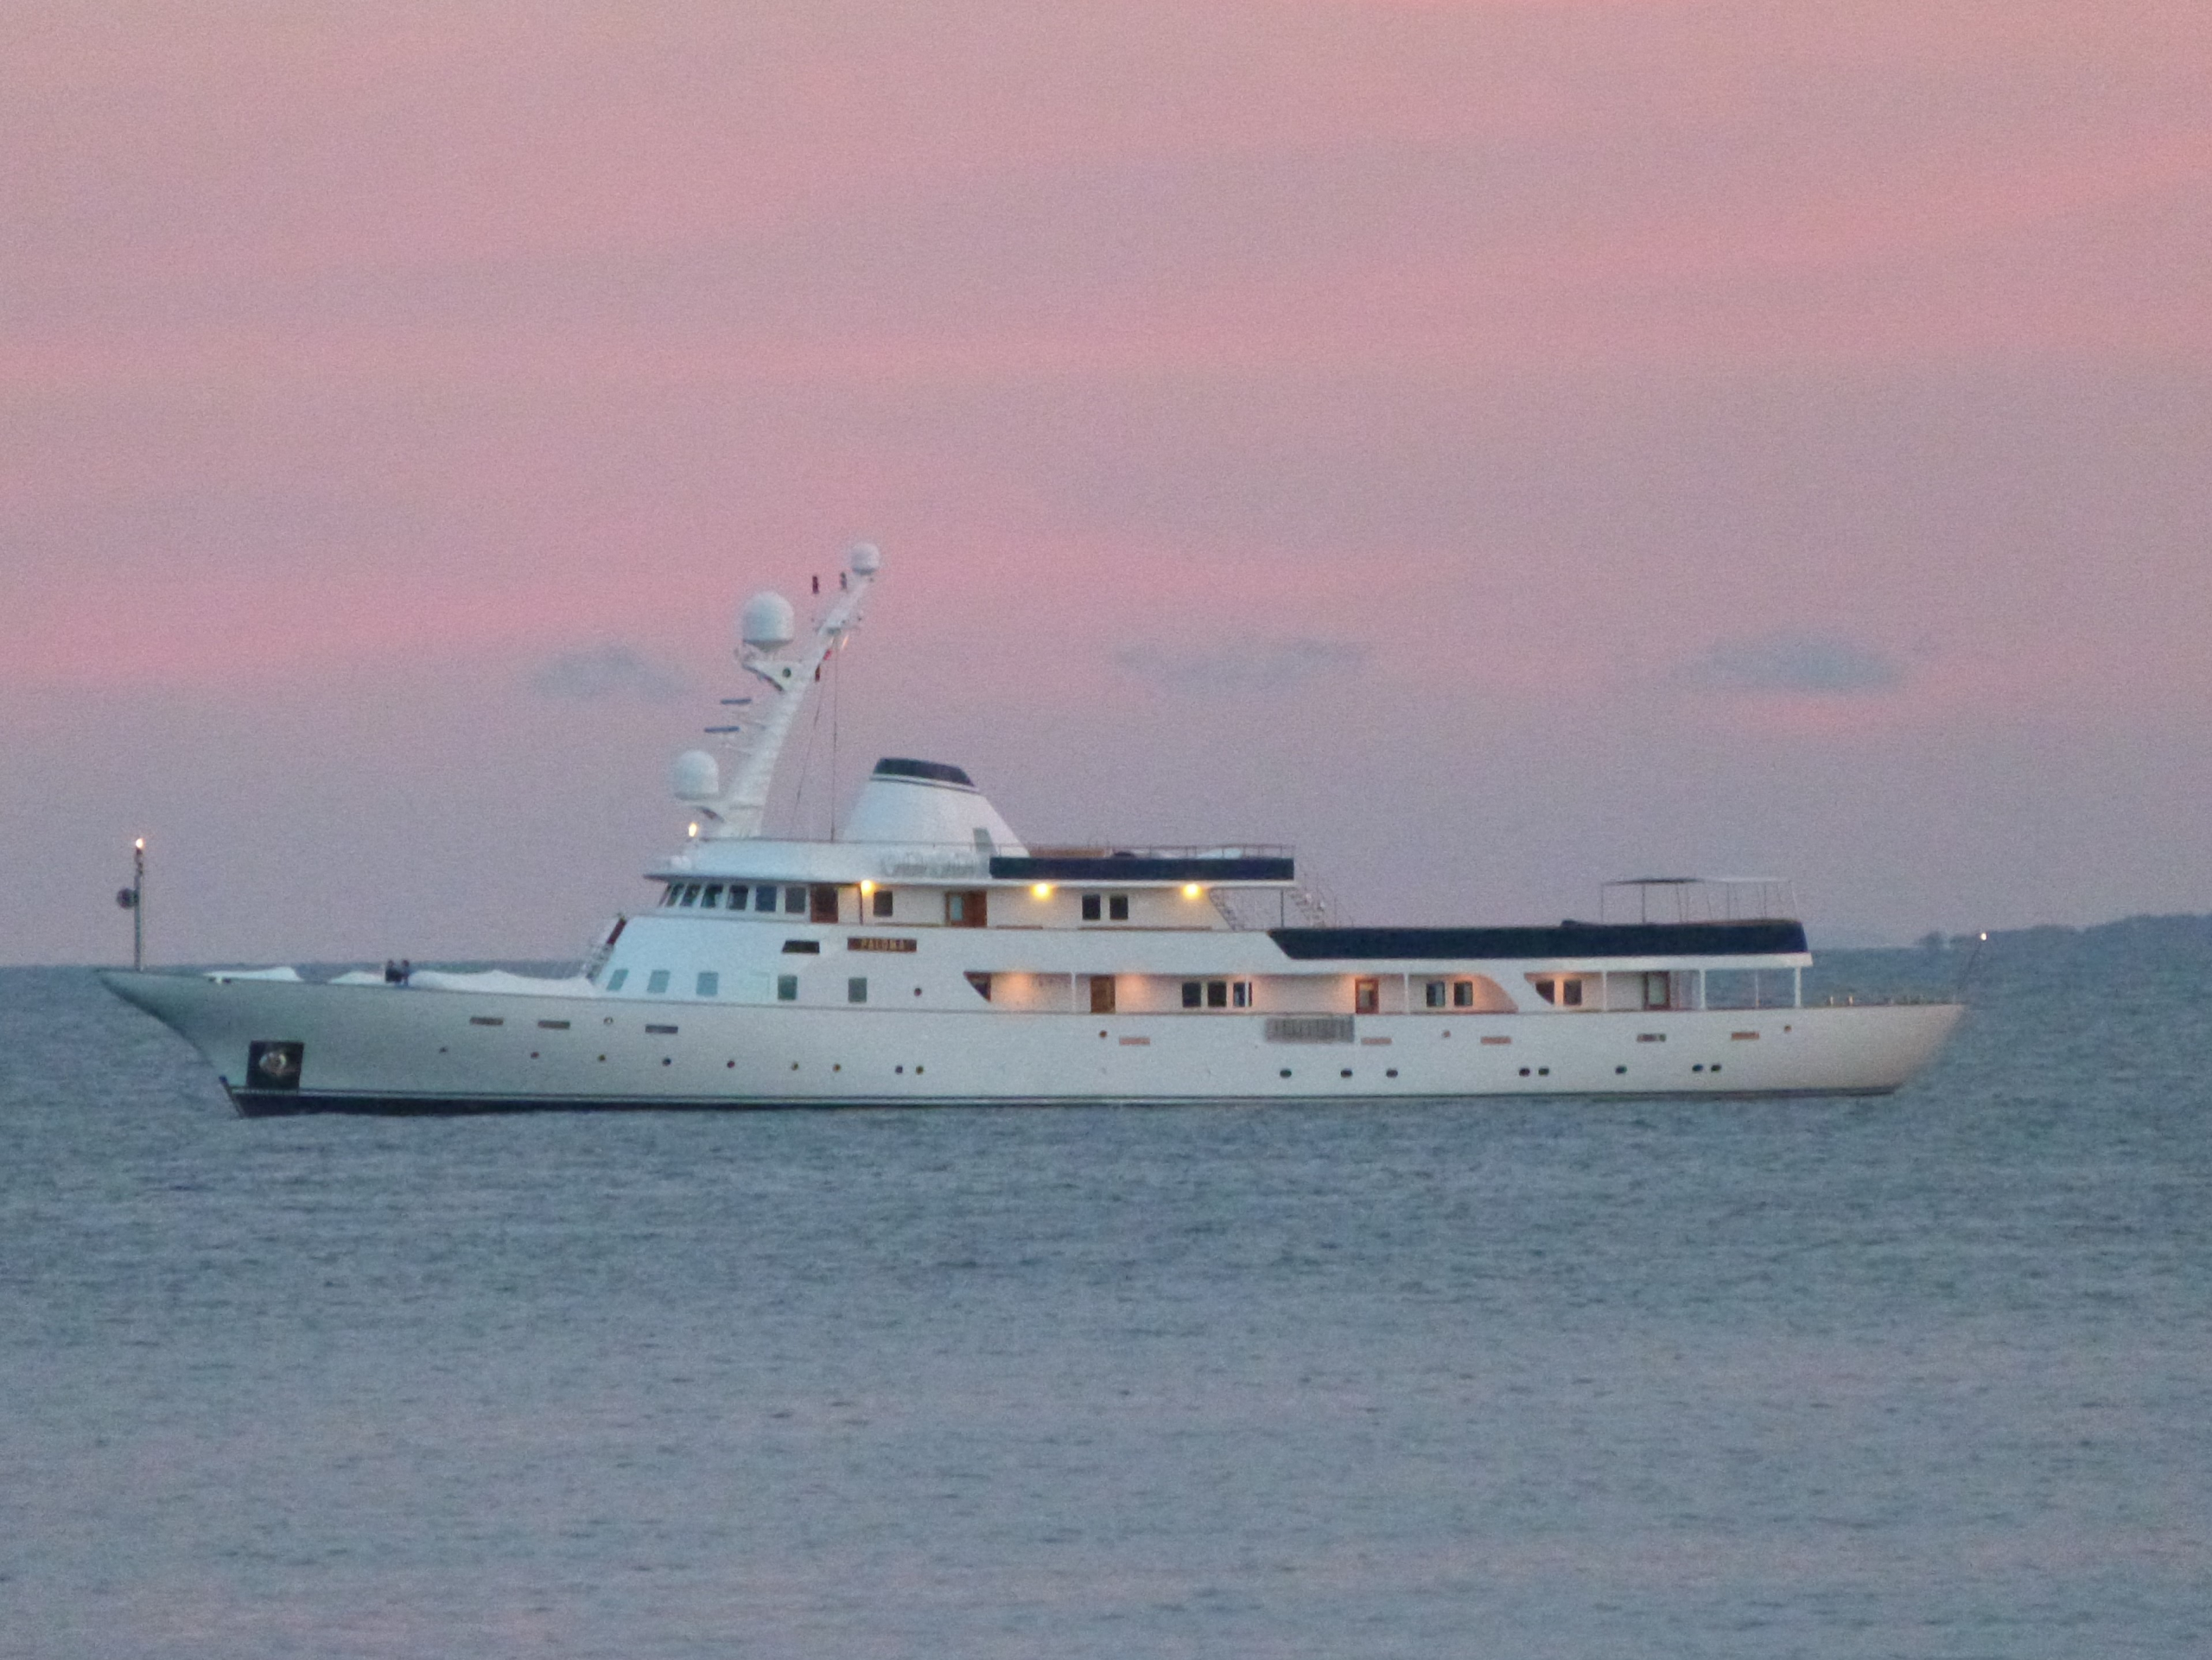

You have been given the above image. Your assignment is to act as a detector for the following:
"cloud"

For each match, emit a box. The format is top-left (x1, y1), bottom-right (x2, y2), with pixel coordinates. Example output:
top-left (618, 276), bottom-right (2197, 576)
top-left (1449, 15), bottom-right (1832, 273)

top-left (527, 643), bottom-right (690, 703)
top-left (1115, 635), bottom-right (1370, 691)
top-left (1677, 633), bottom-right (1903, 696)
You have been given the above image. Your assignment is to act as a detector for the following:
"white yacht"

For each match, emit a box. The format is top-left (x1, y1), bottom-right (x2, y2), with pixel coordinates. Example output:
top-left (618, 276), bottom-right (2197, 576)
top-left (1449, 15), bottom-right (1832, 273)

top-left (105, 544), bottom-right (1961, 1115)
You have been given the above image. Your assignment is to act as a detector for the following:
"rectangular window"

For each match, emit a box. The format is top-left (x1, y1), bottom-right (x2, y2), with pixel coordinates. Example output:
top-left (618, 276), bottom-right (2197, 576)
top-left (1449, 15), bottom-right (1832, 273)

top-left (1182, 980), bottom-right (1203, 1009)
top-left (1108, 894), bottom-right (1129, 921)
top-left (659, 887), bottom-right (677, 906)
top-left (1561, 978), bottom-right (1584, 1008)
top-left (784, 886), bottom-right (806, 914)
top-left (606, 969), bottom-right (629, 990)
top-left (680, 884), bottom-right (701, 907)
top-left (1643, 971), bottom-right (1671, 1010)
top-left (1425, 980), bottom-right (1446, 1008)
top-left (1532, 976), bottom-right (1556, 1004)
top-left (1453, 980), bottom-right (1474, 1008)
top-left (756, 885), bottom-right (779, 912)
top-left (810, 886), bottom-right (838, 923)
top-left (965, 971), bottom-right (993, 1001)
top-left (848, 976), bottom-right (868, 1003)
top-left (1081, 894), bottom-right (1102, 921)
top-left (1232, 981), bottom-right (1250, 1008)
top-left (776, 974), bottom-right (798, 1002)
top-left (1090, 976), bottom-right (1116, 1014)
top-left (727, 885), bottom-right (749, 911)
top-left (1205, 980), bottom-right (1228, 1008)
top-left (696, 971), bottom-right (719, 997)
top-left (701, 884), bottom-right (722, 909)
top-left (646, 970), bottom-right (671, 994)
top-left (1354, 977), bottom-right (1379, 1014)
top-left (872, 888), bottom-right (894, 919)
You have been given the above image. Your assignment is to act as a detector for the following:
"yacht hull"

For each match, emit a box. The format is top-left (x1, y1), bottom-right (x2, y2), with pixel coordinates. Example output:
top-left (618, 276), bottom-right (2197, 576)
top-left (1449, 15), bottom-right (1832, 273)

top-left (102, 970), bottom-right (1963, 1116)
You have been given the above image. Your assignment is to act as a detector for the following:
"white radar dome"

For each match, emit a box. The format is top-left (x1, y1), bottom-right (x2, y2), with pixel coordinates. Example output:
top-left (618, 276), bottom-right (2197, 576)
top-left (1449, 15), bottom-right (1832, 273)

top-left (670, 748), bottom-right (721, 801)
top-left (848, 541), bottom-right (881, 576)
top-left (739, 590), bottom-right (796, 649)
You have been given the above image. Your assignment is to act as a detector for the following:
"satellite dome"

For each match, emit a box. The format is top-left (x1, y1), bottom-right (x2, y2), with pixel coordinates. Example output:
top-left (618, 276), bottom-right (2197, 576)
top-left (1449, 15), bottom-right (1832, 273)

top-left (849, 541), bottom-right (881, 576)
top-left (670, 749), bottom-right (721, 802)
top-left (739, 590), bottom-right (796, 649)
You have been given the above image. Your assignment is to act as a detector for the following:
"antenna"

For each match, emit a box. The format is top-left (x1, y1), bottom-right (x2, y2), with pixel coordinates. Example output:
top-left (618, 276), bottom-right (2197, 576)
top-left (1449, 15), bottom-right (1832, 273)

top-left (1954, 931), bottom-right (1988, 999)
top-left (114, 837), bottom-right (145, 970)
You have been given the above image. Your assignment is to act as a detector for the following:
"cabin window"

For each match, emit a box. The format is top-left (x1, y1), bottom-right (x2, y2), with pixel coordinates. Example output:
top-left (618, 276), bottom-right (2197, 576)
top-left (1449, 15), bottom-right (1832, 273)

top-left (872, 888), bottom-right (894, 919)
top-left (1233, 981), bottom-right (1250, 1008)
top-left (701, 884), bottom-right (722, 909)
top-left (726, 885), bottom-right (748, 912)
top-left (1562, 978), bottom-right (1584, 1007)
top-left (946, 890), bottom-right (988, 928)
top-left (1109, 894), bottom-right (1129, 921)
top-left (1090, 976), bottom-right (1116, 1014)
top-left (848, 976), bottom-right (868, 1004)
top-left (810, 885), bottom-right (838, 924)
top-left (646, 970), bottom-right (671, 994)
top-left (1206, 980), bottom-right (1228, 1008)
top-left (1425, 980), bottom-right (1446, 1008)
top-left (1082, 894), bottom-right (1102, 921)
top-left (784, 887), bottom-right (806, 914)
top-left (696, 971), bottom-right (719, 997)
top-left (1453, 980), bottom-right (1475, 1008)
top-left (1532, 976), bottom-right (1555, 1004)
top-left (777, 974), bottom-right (798, 1001)
top-left (679, 885), bottom-right (701, 907)
top-left (1182, 981), bottom-right (1203, 1008)
top-left (1355, 977), bottom-right (1379, 1014)
top-left (965, 972), bottom-right (993, 1001)
top-left (1643, 971), bottom-right (1670, 1010)
top-left (606, 969), bottom-right (629, 990)
top-left (754, 885), bottom-right (779, 912)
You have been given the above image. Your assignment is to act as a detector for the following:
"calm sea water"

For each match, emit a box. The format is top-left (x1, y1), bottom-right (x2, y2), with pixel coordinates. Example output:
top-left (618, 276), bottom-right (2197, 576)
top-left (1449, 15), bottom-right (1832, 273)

top-left (3, 929), bottom-right (2209, 1658)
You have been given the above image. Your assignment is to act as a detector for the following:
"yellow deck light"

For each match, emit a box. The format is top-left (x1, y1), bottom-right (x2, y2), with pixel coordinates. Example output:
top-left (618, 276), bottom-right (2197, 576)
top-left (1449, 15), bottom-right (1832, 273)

top-left (1032, 883), bottom-right (1053, 899)
top-left (1183, 882), bottom-right (1203, 899)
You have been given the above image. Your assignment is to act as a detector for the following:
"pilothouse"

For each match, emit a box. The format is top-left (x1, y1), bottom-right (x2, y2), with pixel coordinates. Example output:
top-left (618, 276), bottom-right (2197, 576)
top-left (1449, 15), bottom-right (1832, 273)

top-left (105, 544), bottom-right (1962, 1113)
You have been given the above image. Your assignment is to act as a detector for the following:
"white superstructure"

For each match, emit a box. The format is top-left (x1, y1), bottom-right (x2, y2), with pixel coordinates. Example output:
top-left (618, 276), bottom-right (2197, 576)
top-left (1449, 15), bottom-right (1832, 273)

top-left (105, 545), bottom-right (1961, 1115)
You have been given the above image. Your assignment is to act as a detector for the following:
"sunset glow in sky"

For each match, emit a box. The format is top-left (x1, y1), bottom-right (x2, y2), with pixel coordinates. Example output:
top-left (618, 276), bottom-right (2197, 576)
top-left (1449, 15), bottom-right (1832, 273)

top-left (5, 1), bottom-right (2209, 963)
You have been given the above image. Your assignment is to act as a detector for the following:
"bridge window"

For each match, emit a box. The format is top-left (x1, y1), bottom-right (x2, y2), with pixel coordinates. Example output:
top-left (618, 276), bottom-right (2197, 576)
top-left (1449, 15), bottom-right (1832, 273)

top-left (726, 886), bottom-right (748, 911)
top-left (659, 886), bottom-right (677, 906)
top-left (605, 969), bottom-right (629, 990)
top-left (696, 971), bottom-right (719, 997)
top-left (701, 884), bottom-right (722, 909)
top-left (679, 885), bottom-right (701, 907)
top-left (646, 970), bottom-right (670, 994)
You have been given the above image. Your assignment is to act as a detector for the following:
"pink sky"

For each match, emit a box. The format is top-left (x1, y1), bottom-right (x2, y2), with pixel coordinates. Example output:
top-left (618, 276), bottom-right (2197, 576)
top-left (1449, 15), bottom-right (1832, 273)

top-left (5, 1), bottom-right (2209, 963)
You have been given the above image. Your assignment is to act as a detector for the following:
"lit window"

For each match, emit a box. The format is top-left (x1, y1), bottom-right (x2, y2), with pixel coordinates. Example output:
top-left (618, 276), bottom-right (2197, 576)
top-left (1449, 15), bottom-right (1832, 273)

top-left (848, 976), bottom-right (868, 1004)
top-left (606, 969), bottom-right (629, 990)
top-left (872, 888), bottom-right (893, 919)
top-left (646, 970), bottom-right (671, 994)
top-left (696, 971), bottom-right (719, 997)
top-left (1109, 894), bottom-right (1128, 921)
top-left (776, 975), bottom-right (798, 1002)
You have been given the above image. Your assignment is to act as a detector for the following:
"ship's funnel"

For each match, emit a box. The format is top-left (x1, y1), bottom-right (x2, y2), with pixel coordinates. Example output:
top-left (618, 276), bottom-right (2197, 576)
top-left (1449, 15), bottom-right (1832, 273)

top-left (842, 758), bottom-right (1027, 852)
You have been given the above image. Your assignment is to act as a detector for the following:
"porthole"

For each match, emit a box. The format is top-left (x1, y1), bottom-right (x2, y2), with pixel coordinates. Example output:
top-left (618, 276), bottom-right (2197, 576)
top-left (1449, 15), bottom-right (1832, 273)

top-left (1519, 1067), bottom-right (1530, 1077)
top-left (1386, 1068), bottom-right (1398, 1078)
top-left (1340, 1068), bottom-right (1352, 1078)
top-left (1538, 1066), bottom-right (1550, 1076)
top-left (1280, 1068), bottom-right (1292, 1078)
top-left (1615, 1065), bottom-right (1627, 1075)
